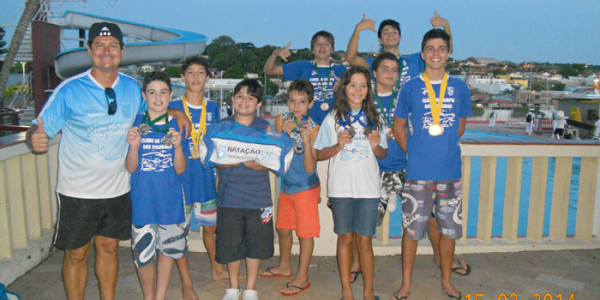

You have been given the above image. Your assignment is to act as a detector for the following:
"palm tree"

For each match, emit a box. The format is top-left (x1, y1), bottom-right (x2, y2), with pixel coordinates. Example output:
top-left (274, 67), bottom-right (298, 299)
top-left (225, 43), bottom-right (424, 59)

top-left (0, 0), bottom-right (39, 106)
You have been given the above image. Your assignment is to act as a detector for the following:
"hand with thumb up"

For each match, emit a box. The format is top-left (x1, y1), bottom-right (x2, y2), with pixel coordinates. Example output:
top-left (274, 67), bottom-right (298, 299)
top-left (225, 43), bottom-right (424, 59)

top-left (26, 117), bottom-right (49, 153)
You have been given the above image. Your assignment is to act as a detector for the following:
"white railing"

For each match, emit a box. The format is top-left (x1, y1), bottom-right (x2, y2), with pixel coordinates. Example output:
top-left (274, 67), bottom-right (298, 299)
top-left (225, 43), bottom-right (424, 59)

top-left (2, 136), bottom-right (600, 284)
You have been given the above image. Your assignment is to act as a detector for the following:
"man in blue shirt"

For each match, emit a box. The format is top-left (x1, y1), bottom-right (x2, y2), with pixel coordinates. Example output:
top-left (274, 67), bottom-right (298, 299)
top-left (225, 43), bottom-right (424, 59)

top-left (26, 22), bottom-right (189, 299)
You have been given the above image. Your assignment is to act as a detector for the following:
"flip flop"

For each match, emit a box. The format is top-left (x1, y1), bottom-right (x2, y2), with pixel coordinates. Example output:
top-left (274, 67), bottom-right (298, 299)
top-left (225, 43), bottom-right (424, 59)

top-left (391, 294), bottom-right (408, 300)
top-left (350, 270), bottom-right (361, 283)
top-left (260, 266), bottom-right (292, 278)
top-left (281, 282), bottom-right (311, 297)
top-left (442, 290), bottom-right (462, 300)
top-left (451, 259), bottom-right (471, 276)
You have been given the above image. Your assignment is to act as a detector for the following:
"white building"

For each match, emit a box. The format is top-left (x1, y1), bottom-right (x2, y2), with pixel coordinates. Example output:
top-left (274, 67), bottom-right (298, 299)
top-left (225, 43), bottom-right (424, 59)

top-left (468, 76), bottom-right (514, 94)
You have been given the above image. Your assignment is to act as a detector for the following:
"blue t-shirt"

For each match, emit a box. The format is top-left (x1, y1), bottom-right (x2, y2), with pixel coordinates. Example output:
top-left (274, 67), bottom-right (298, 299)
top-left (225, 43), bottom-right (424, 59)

top-left (373, 92), bottom-right (407, 172)
top-left (130, 114), bottom-right (185, 226)
top-left (282, 60), bottom-right (346, 125)
top-left (277, 114), bottom-right (320, 195)
top-left (215, 116), bottom-right (272, 209)
top-left (36, 70), bottom-right (143, 199)
top-left (395, 74), bottom-right (473, 181)
top-left (365, 52), bottom-right (425, 90)
top-left (169, 97), bottom-right (220, 205)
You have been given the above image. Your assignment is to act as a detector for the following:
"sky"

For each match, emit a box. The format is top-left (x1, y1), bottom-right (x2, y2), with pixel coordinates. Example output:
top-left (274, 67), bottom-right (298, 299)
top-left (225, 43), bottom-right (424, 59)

top-left (1, 0), bottom-right (599, 65)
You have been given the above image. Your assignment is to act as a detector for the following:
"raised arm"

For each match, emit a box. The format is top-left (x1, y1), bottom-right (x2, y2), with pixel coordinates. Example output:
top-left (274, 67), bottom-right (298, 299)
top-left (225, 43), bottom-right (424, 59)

top-left (430, 10), bottom-right (453, 54)
top-left (26, 117), bottom-right (49, 153)
top-left (263, 41), bottom-right (292, 76)
top-left (125, 127), bottom-right (141, 173)
top-left (346, 14), bottom-right (375, 69)
top-left (170, 130), bottom-right (186, 174)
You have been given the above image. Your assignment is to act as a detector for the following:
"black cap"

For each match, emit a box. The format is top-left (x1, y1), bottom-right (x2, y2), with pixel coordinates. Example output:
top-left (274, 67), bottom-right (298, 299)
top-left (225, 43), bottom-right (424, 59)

top-left (88, 22), bottom-right (123, 46)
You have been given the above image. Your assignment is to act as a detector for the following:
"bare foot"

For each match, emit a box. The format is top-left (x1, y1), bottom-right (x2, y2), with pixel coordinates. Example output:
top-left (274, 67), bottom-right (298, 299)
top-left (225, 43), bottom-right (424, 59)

top-left (211, 269), bottom-right (248, 281)
top-left (280, 279), bottom-right (311, 296)
top-left (390, 285), bottom-right (410, 300)
top-left (259, 266), bottom-right (292, 278)
top-left (442, 282), bottom-right (461, 299)
top-left (212, 267), bottom-right (230, 281)
top-left (181, 285), bottom-right (199, 300)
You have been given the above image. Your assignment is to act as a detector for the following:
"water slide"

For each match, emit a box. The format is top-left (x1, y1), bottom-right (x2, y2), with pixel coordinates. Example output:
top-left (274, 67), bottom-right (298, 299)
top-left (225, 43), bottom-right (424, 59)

top-left (52, 11), bottom-right (207, 79)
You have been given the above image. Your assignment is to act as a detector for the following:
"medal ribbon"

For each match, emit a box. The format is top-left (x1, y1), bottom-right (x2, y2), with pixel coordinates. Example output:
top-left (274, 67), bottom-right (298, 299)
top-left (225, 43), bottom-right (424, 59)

top-left (394, 57), bottom-right (405, 90)
top-left (313, 62), bottom-right (332, 102)
top-left (374, 91), bottom-right (397, 128)
top-left (337, 110), bottom-right (374, 130)
top-left (422, 72), bottom-right (448, 128)
top-left (182, 95), bottom-right (207, 152)
top-left (141, 111), bottom-right (169, 133)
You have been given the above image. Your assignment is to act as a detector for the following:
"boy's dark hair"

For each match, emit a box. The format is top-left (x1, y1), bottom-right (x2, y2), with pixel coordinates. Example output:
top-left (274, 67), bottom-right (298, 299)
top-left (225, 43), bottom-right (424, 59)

top-left (378, 19), bottom-right (401, 38)
top-left (310, 30), bottom-right (335, 51)
top-left (334, 66), bottom-right (382, 130)
top-left (142, 71), bottom-right (172, 92)
top-left (288, 79), bottom-right (314, 102)
top-left (372, 52), bottom-right (399, 75)
top-left (233, 79), bottom-right (263, 103)
top-left (181, 56), bottom-right (210, 75)
top-left (421, 29), bottom-right (450, 52)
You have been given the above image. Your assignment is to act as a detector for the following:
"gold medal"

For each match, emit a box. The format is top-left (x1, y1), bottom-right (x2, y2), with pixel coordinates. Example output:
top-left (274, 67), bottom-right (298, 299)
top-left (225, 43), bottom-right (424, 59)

top-left (385, 127), bottom-right (393, 138)
top-left (423, 72), bottom-right (448, 136)
top-left (428, 124), bottom-right (444, 136)
top-left (320, 102), bottom-right (329, 111)
top-left (182, 95), bottom-right (207, 155)
top-left (191, 147), bottom-right (200, 159)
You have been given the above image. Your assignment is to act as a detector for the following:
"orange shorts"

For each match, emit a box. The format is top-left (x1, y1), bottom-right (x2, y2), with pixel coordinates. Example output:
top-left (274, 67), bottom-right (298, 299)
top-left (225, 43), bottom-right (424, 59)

top-left (275, 186), bottom-right (320, 238)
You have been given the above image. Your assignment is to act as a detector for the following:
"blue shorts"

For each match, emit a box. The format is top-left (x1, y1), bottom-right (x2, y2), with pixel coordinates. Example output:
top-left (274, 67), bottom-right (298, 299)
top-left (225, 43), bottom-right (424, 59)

top-left (330, 197), bottom-right (378, 237)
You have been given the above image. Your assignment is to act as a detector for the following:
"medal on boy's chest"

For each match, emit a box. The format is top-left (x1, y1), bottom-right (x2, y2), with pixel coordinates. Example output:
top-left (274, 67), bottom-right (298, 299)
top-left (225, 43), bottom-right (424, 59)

top-left (428, 124), bottom-right (444, 136)
top-left (139, 112), bottom-right (168, 138)
top-left (191, 146), bottom-right (200, 159)
top-left (320, 102), bottom-right (329, 111)
top-left (182, 95), bottom-right (207, 159)
top-left (161, 132), bottom-right (173, 146)
top-left (385, 127), bottom-right (393, 138)
top-left (423, 72), bottom-right (448, 137)
top-left (137, 123), bottom-right (150, 135)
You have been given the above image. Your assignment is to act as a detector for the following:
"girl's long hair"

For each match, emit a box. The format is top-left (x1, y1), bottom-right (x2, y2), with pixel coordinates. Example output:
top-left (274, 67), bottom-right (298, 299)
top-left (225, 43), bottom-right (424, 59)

top-left (334, 66), bottom-right (381, 129)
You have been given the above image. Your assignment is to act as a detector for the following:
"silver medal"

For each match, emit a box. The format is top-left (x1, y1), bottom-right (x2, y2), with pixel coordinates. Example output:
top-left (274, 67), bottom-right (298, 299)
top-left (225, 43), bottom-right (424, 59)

top-left (161, 132), bottom-right (173, 146)
top-left (138, 123), bottom-right (150, 135)
top-left (320, 102), bottom-right (329, 111)
top-left (347, 127), bottom-right (355, 139)
top-left (363, 127), bottom-right (373, 136)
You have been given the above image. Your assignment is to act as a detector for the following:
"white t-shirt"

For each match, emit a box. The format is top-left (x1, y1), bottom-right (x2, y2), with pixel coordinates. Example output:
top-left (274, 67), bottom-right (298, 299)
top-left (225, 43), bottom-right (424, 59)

top-left (313, 110), bottom-right (387, 198)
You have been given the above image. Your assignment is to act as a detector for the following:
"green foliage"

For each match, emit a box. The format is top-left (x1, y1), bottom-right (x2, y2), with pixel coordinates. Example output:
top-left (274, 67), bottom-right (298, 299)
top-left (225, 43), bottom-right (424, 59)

top-left (531, 81), bottom-right (565, 91)
top-left (512, 106), bottom-right (530, 118)
top-left (559, 64), bottom-right (587, 78)
top-left (164, 66), bottom-right (181, 78)
top-left (471, 104), bottom-right (484, 117)
top-left (223, 64), bottom-right (244, 78)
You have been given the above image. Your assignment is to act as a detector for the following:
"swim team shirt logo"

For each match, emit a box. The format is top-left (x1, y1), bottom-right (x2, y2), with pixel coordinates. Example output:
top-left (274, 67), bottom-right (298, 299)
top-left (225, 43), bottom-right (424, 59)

top-left (140, 137), bottom-right (174, 172)
top-left (419, 87), bottom-right (457, 131)
top-left (309, 68), bottom-right (335, 104)
top-left (398, 59), bottom-right (411, 88)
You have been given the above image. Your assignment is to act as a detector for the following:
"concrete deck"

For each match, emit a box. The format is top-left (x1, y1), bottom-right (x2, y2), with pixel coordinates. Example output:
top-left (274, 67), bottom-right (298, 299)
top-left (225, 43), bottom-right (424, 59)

top-left (5, 247), bottom-right (599, 299)
top-left (5, 121), bottom-right (600, 299)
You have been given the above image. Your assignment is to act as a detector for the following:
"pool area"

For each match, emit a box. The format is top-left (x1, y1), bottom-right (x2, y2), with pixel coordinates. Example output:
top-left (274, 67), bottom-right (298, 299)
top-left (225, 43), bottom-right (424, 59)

top-left (387, 129), bottom-right (584, 238)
